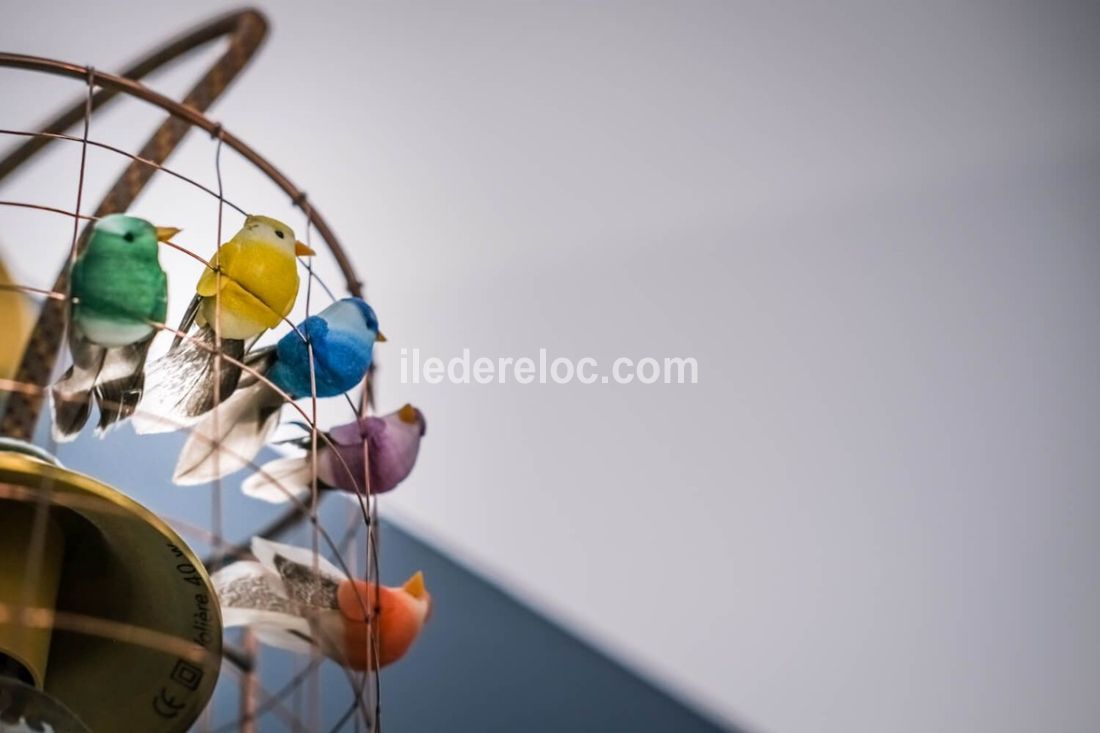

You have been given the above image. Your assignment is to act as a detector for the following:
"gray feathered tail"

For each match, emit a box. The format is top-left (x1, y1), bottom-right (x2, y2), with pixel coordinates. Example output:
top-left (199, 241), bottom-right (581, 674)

top-left (93, 336), bottom-right (154, 434)
top-left (131, 326), bottom-right (245, 434)
top-left (51, 369), bottom-right (97, 442)
top-left (51, 327), bottom-right (153, 441)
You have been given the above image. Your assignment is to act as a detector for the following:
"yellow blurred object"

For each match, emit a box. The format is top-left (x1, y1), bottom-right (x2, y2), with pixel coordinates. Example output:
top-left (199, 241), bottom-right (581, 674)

top-left (0, 255), bottom-right (34, 380)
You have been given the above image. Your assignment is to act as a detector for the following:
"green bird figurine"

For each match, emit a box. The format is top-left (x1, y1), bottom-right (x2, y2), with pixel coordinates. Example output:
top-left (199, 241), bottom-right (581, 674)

top-left (50, 213), bottom-right (178, 440)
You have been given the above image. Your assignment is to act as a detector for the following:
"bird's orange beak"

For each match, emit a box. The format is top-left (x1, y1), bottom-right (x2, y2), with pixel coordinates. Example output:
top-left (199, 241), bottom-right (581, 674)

top-left (402, 571), bottom-right (427, 600)
top-left (397, 404), bottom-right (419, 424)
top-left (295, 240), bottom-right (317, 256)
top-left (155, 226), bottom-right (181, 242)
top-left (375, 331), bottom-right (387, 342)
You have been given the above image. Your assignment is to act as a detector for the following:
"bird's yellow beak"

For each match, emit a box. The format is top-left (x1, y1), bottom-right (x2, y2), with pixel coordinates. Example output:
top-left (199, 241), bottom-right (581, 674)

top-left (295, 241), bottom-right (317, 257)
top-left (403, 571), bottom-right (427, 600)
top-left (398, 403), bottom-right (419, 424)
top-left (155, 226), bottom-right (181, 242)
top-left (375, 331), bottom-right (388, 343)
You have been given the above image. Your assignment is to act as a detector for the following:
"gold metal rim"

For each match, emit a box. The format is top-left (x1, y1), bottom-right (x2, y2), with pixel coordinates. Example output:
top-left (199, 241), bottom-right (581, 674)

top-left (0, 450), bottom-right (223, 733)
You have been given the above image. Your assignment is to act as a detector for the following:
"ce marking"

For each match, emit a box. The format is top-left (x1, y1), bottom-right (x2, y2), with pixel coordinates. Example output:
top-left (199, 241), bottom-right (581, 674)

top-left (153, 687), bottom-right (186, 719)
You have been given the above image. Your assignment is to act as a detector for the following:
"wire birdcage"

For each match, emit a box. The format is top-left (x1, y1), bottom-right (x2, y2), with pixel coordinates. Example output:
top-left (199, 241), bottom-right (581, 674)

top-left (0, 8), bottom-right (408, 732)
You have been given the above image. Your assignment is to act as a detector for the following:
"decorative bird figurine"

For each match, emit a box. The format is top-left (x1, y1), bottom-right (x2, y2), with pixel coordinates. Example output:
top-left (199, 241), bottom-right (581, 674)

top-left (212, 537), bottom-right (431, 670)
top-left (50, 214), bottom-right (177, 440)
top-left (241, 403), bottom-right (426, 504)
top-left (172, 297), bottom-right (384, 484)
top-left (132, 215), bottom-right (314, 434)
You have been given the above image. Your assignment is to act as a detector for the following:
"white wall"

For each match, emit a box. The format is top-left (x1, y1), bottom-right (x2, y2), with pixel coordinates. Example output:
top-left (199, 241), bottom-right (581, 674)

top-left (2, 2), bottom-right (1100, 731)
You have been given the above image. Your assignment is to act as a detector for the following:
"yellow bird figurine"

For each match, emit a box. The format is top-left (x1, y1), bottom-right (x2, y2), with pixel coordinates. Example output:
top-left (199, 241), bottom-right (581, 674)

top-left (134, 215), bottom-right (315, 434)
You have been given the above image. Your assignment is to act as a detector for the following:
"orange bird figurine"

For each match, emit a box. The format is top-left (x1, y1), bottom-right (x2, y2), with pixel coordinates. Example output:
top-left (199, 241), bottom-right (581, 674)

top-left (212, 537), bottom-right (430, 670)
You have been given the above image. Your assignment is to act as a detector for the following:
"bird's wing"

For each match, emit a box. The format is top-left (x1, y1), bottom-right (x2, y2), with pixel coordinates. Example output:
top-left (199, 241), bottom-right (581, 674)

top-left (50, 326), bottom-right (106, 442)
top-left (301, 314), bottom-right (330, 342)
top-left (212, 561), bottom-right (295, 614)
top-left (312, 330), bottom-right (372, 393)
top-left (251, 537), bottom-right (345, 610)
top-left (93, 335), bottom-right (155, 434)
top-left (211, 560), bottom-right (315, 653)
top-left (252, 537), bottom-right (345, 581)
top-left (196, 240), bottom-right (242, 297)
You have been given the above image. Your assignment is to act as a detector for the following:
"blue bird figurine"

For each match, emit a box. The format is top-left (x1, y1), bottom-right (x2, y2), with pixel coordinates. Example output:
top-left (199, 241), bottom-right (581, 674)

top-left (172, 297), bottom-right (385, 484)
top-left (266, 297), bottom-right (382, 398)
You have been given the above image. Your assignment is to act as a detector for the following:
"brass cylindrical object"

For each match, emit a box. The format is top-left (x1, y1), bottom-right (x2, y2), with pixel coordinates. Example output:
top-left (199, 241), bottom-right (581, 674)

top-left (0, 443), bottom-right (222, 732)
top-left (0, 500), bottom-right (64, 687)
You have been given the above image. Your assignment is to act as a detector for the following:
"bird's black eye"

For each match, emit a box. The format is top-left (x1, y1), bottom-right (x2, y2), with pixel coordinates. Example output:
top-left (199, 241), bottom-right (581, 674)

top-left (123, 231), bottom-right (135, 242)
top-left (275, 230), bottom-right (285, 239)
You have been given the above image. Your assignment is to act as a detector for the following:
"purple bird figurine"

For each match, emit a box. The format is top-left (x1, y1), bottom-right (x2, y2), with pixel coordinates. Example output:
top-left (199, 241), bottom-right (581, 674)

top-left (241, 404), bottom-right (426, 503)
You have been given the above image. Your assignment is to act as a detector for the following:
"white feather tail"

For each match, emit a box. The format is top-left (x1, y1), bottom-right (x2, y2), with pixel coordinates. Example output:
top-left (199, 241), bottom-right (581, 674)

top-left (241, 454), bottom-right (314, 504)
top-left (172, 384), bottom-right (281, 485)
